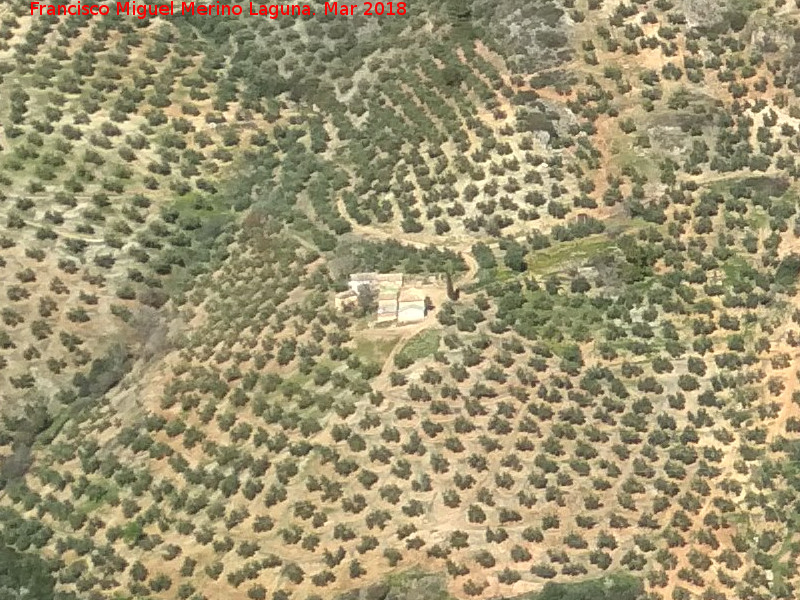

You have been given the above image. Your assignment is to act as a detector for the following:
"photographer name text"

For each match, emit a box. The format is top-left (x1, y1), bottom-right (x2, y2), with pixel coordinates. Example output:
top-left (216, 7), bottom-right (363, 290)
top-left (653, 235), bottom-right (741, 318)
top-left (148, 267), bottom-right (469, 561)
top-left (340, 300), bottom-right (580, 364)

top-left (30, 1), bottom-right (407, 17)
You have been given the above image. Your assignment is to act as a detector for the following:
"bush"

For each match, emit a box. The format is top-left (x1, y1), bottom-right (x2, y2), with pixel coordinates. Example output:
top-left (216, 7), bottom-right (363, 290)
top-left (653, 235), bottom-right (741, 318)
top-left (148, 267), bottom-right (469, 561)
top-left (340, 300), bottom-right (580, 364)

top-left (73, 344), bottom-right (133, 399)
top-left (537, 574), bottom-right (644, 600)
top-left (0, 547), bottom-right (55, 599)
top-left (776, 253), bottom-right (800, 289)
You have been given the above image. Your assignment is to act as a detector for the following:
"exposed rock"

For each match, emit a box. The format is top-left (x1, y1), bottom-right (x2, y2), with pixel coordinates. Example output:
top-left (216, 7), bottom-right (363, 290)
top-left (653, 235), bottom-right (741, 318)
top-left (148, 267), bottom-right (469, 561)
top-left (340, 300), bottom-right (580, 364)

top-left (338, 572), bottom-right (449, 600)
top-left (361, 582), bottom-right (390, 600)
top-left (384, 574), bottom-right (447, 600)
top-left (470, 0), bottom-right (574, 73)
top-left (681, 0), bottom-right (729, 29)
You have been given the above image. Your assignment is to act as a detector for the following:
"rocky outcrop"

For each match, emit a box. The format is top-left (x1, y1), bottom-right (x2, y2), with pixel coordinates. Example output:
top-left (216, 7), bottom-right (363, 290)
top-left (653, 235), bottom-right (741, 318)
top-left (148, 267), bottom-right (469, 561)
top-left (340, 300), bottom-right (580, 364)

top-left (384, 574), bottom-right (448, 600)
top-left (337, 573), bottom-right (447, 600)
top-left (681, 0), bottom-right (730, 29)
top-left (469, 0), bottom-right (574, 74)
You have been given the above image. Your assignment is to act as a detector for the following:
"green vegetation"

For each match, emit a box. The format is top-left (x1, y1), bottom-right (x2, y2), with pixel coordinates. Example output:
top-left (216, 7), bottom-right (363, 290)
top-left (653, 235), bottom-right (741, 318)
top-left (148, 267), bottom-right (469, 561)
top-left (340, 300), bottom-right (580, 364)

top-left (353, 336), bottom-right (401, 365)
top-left (776, 254), bottom-right (800, 290)
top-left (3, 0), bottom-right (800, 598)
top-left (341, 571), bottom-right (643, 600)
top-left (536, 574), bottom-right (644, 600)
top-left (0, 546), bottom-right (55, 600)
top-left (527, 236), bottom-right (617, 274)
top-left (395, 330), bottom-right (441, 367)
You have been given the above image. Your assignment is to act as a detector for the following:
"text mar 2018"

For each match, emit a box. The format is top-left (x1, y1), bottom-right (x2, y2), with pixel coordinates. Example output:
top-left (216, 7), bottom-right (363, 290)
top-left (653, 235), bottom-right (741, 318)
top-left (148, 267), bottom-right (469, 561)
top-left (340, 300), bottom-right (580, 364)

top-left (324, 1), bottom-right (406, 15)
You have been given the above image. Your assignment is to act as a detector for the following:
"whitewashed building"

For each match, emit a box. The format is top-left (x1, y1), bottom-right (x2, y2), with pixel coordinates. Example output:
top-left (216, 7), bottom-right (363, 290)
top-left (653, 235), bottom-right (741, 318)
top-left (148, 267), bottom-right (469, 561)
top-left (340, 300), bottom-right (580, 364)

top-left (397, 287), bottom-right (426, 324)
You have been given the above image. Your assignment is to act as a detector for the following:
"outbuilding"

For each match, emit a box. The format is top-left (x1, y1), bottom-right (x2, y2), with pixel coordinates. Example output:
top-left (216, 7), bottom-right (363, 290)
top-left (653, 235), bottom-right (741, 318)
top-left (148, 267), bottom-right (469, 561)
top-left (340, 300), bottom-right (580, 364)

top-left (397, 287), bottom-right (426, 324)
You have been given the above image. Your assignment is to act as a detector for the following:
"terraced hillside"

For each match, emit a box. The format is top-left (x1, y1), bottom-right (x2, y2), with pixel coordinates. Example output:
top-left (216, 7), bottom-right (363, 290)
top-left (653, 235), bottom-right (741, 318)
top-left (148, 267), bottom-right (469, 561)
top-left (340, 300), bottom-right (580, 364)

top-left (5, 1), bottom-right (800, 599)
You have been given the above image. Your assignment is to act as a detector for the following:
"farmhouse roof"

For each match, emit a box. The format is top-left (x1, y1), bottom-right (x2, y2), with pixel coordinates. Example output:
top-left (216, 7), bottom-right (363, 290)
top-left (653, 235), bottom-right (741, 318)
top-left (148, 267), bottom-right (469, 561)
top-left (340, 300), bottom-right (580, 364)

top-left (349, 272), bottom-right (403, 282)
top-left (399, 287), bottom-right (426, 303)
